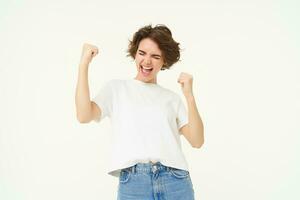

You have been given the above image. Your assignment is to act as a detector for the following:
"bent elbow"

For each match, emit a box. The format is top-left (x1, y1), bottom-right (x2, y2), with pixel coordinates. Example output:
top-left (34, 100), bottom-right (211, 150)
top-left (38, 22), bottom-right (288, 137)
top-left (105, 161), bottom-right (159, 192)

top-left (192, 141), bottom-right (204, 149)
top-left (76, 114), bottom-right (90, 123)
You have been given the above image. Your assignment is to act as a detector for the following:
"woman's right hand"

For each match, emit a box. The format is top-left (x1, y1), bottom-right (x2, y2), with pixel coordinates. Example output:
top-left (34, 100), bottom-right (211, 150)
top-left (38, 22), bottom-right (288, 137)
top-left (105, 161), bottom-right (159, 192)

top-left (79, 43), bottom-right (99, 66)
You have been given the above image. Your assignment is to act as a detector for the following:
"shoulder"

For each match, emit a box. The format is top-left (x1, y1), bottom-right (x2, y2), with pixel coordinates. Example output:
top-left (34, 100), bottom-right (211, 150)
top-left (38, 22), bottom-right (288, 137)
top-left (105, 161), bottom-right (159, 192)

top-left (103, 79), bottom-right (133, 92)
top-left (104, 79), bottom-right (125, 87)
top-left (159, 86), bottom-right (182, 101)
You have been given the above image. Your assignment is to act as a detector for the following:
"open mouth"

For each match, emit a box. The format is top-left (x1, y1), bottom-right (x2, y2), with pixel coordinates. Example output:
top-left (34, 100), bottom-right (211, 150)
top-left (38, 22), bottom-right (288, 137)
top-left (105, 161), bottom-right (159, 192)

top-left (140, 65), bottom-right (153, 75)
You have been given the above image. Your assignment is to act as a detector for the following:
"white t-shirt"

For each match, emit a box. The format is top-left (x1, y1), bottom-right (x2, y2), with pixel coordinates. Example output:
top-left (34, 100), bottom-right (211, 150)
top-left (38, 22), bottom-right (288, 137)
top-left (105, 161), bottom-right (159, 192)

top-left (92, 78), bottom-right (189, 178)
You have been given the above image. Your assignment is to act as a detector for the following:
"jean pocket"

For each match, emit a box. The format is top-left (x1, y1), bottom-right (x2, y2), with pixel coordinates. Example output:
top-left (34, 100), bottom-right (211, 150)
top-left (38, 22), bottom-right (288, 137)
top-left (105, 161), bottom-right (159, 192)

top-left (119, 169), bottom-right (132, 184)
top-left (169, 168), bottom-right (190, 179)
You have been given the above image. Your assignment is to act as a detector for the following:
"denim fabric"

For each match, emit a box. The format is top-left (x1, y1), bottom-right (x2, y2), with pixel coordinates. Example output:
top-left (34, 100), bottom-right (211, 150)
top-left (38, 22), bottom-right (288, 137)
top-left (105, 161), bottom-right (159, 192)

top-left (117, 162), bottom-right (195, 200)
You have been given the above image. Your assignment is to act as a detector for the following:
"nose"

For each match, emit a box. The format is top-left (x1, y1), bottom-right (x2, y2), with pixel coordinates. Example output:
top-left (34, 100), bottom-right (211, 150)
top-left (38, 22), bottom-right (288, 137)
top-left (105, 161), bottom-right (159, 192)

top-left (144, 57), bottom-right (151, 65)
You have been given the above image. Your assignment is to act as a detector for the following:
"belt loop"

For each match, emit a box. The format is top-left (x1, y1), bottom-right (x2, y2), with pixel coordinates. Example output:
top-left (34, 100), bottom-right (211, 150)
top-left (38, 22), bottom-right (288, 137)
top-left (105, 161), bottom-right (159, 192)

top-left (131, 165), bottom-right (135, 174)
top-left (167, 166), bottom-right (170, 172)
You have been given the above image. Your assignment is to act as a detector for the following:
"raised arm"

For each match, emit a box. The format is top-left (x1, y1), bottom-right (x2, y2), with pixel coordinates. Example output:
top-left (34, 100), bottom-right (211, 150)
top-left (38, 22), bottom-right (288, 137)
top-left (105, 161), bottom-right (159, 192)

top-left (75, 43), bottom-right (101, 123)
top-left (177, 72), bottom-right (204, 148)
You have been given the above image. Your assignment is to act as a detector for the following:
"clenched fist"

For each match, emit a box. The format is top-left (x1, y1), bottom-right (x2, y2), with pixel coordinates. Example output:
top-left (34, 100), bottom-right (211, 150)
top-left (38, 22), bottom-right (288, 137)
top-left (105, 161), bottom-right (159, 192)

top-left (79, 43), bottom-right (99, 66)
top-left (177, 72), bottom-right (194, 97)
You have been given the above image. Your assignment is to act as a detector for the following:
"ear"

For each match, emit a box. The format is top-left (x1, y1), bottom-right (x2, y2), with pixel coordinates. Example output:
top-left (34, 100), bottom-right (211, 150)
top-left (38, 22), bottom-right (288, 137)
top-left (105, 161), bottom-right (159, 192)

top-left (164, 61), bottom-right (168, 67)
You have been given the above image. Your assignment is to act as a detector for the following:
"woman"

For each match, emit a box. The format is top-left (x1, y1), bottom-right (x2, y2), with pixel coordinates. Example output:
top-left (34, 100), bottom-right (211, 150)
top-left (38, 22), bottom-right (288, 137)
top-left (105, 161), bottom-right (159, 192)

top-left (75, 24), bottom-right (204, 200)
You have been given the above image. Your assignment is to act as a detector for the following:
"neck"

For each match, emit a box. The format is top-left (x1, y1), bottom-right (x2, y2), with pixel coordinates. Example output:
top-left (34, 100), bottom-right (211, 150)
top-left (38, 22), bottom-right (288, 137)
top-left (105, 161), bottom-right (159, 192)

top-left (134, 76), bottom-right (157, 84)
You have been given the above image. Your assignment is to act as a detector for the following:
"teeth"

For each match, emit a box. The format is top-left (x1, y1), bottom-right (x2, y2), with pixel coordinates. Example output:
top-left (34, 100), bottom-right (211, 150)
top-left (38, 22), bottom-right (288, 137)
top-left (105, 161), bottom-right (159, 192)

top-left (141, 65), bottom-right (153, 70)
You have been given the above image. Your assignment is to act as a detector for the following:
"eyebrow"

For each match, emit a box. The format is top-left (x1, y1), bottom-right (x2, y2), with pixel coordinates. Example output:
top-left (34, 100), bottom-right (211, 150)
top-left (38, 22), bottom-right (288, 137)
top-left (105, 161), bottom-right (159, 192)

top-left (138, 50), bottom-right (161, 57)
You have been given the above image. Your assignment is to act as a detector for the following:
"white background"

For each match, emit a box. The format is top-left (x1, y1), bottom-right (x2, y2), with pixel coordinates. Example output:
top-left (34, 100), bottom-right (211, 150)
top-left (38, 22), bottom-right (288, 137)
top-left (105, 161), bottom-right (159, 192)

top-left (0, 0), bottom-right (299, 199)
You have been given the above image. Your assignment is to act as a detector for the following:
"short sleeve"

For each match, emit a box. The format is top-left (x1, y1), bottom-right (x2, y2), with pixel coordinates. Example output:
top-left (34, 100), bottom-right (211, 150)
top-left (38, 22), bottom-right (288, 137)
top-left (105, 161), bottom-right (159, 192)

top-left (176, 96), bottom-right (188, 132)
top-left (91, 80), bottom-right (114, 123)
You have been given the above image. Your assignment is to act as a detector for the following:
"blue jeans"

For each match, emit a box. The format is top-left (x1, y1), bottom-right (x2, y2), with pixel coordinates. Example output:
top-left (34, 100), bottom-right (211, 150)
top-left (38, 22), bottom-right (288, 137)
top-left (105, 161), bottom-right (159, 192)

top-left (117, 162), bottom-right (195, 200)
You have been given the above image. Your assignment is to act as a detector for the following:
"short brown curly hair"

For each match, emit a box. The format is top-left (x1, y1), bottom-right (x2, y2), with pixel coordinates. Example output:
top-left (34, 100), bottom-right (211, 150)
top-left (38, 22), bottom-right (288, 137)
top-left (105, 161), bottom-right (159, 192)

top-left (127, 24), bottom-right (181, 70)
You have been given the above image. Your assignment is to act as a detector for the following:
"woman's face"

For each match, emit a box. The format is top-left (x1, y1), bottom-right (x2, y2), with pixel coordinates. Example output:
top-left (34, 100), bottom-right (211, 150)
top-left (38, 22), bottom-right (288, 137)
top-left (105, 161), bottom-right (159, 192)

top-left (134, 38), bottom-right (164, 84)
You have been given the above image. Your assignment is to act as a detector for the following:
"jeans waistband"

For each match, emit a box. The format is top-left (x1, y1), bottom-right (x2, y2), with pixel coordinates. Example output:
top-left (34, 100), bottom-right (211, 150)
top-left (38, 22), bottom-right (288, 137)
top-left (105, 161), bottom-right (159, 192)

top-left (123, 162), bottom-right (172, 174)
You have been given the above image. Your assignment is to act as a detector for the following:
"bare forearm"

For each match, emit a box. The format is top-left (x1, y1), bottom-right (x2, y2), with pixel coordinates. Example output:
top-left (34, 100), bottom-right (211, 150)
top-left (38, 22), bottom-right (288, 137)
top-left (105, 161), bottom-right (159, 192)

top-left (75, 63), bottom-right (92, 122)
top-left (185, 94), bottom-right (204, 147)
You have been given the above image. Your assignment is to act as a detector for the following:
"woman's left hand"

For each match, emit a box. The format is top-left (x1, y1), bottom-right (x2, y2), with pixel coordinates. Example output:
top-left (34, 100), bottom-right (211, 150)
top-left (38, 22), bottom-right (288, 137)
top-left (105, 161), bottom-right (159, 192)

top-left (177, 72), bottom-right (194, 97)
